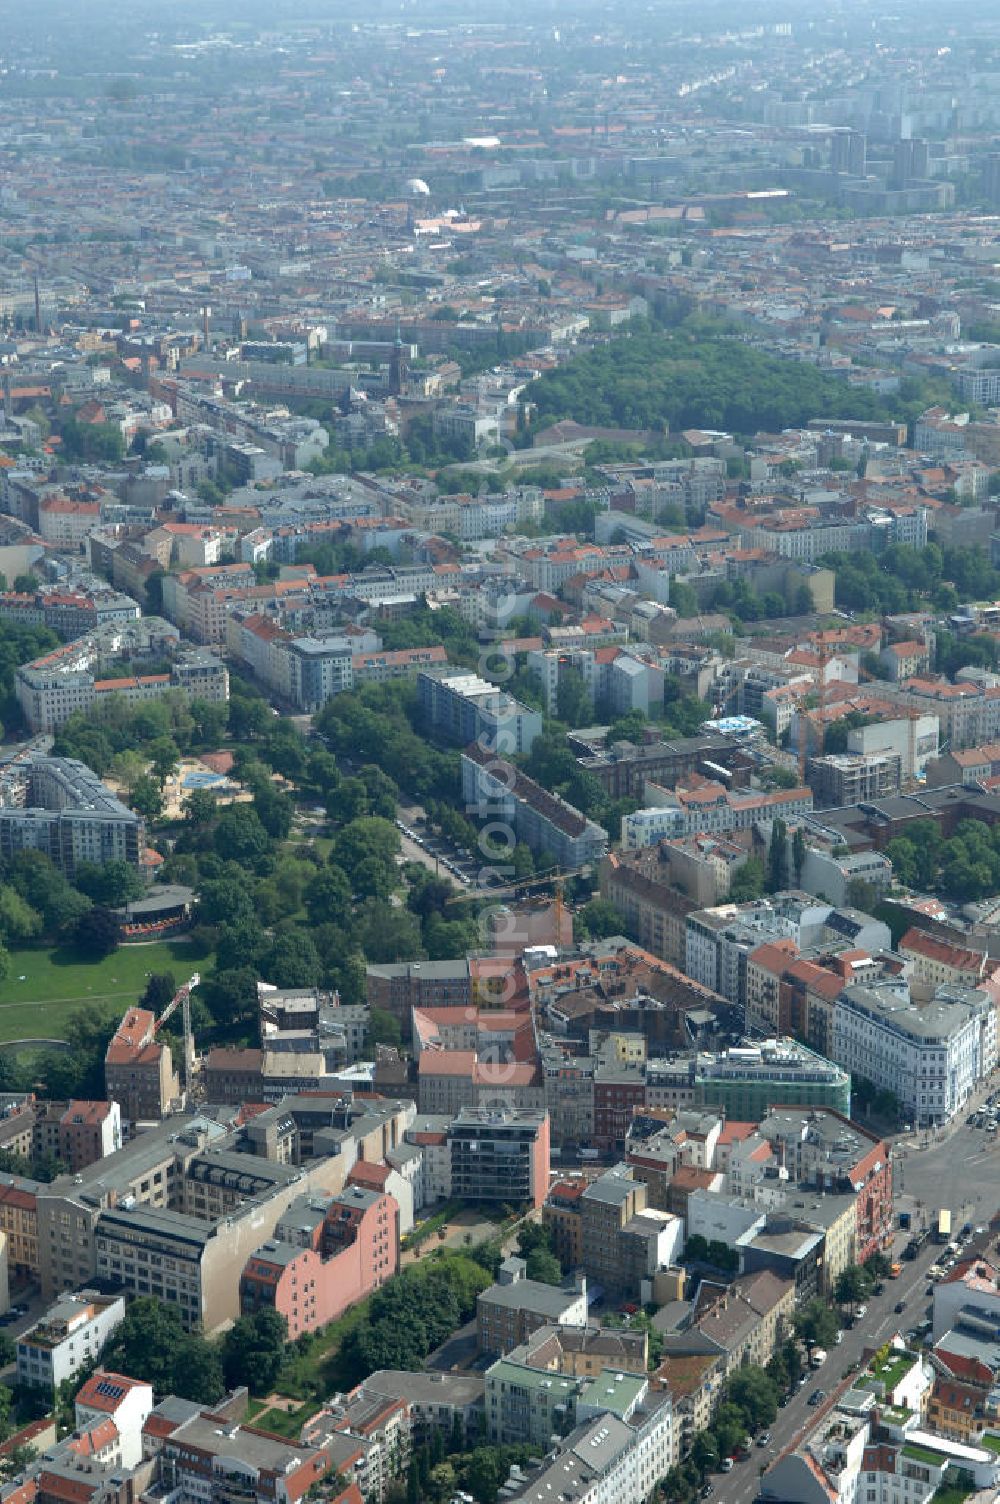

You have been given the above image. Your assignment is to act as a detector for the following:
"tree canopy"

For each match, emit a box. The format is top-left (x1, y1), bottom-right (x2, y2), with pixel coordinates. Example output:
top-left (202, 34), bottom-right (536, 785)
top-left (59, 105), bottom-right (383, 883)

top-left (527, 327), bottom-right (901, 438)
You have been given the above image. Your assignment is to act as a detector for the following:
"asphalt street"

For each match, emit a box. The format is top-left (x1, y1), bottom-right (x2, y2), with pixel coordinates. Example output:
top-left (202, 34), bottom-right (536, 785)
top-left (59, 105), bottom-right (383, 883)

top-left (711, 1103), bottom-right (998, 1504)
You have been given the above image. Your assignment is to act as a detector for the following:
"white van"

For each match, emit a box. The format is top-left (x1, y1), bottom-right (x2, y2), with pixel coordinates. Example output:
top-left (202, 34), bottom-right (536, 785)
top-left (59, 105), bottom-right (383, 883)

top-left (810, 1348), bottom-right (828, 1369)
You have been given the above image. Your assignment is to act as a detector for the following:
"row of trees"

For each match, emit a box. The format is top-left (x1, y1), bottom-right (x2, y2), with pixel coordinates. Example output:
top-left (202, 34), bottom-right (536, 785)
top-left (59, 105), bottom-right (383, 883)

top-left (887, 817), bottom-right (1000, 903)
top-left (99, 1297), bottom-right (289, 1404)
top-left (403, 1434), bottom-right (539, 1504)
top-left (337, 1252), bottom-right (490, 1384)
top-left (662, 1364), bottom-right (782, 1502)
top-left (0, 619), bottom-right (59, 734)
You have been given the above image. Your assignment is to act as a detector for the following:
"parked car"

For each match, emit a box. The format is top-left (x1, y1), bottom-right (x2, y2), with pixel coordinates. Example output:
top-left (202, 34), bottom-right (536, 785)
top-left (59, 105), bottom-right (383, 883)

top-left (720, 1459), bottom-right (734, 1473)
top-left (808, 1389), bottom-right (826, 1406)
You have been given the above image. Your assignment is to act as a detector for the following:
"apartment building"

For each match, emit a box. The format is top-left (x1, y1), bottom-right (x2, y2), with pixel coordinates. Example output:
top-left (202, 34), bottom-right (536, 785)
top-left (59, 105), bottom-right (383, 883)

top-left (622, 779), bottom-right (813, 849)
top-left (330, 1367), bottom-right (484, 1452)
top-left (932, 1255), bottom-right (1000, 1342)
top-left (833, 981), bottom-right (995, 1127)
top-left (240, 1183), bottom-right (399, 1337)
top-left (36, 1113), bottom-right (349, 1327)
top-left (417, 1053), bottom-right (544, 1121)
top-left (0, 753), bottom-right (144, 877)
top-left (526, 645), bottom-right (662, 720)
top-left (155, 1404), bottom-right (337, 1504)
top-left (37, 496), bottom-right (102, 551)
top-left (448, 1108), bottom-right (550, 1210)
top-left (599, 850), bottom-right (699, 968)
top-left (461, 743), bottom-right (609, 868)
top-left (305, 1371), bottom-right (484, 1502)
top-left (366, 960), bottom-right (472, 1024)
top-left (685, 894), bottom-right (889, 1012)
top-left (870, 677), bottom-right (1000, 751)
top-left (760, 1388), bottom-right (1000, 1504)
top-left (484, 1356), bottom-right (579, 1449)
top-left (541, 1046), bottom-right (596, 1146)
top-left (544, 1177), bottom-right (588, 1270)
top-left (54, 1100), bottom-right (122, 1172)
top-left (0, 1174), bottom-right (40, 1279)
top-left (593, 1062), bottom-right (647, 1154)
top-left (899, 929), bottom-right (988, 990)
top-left (807, 751), bottom-right (902, 808)
top-left (0, 586), bottom-right (139, 636)
top-left (508, 1322), bottom-right (649, 1380)
top-left (17, 1291), bottom-right (125, 1394)
top-left (500, 1399), bottom-right (676, 1504)
top-left (925, 740), bottom-right (1000, 787)
top-left (17, 632), bottom-right (228, 733)
top-left (577, 1165), bottom-right (648, 1300)
top-left (104, 1006), bottom-right (180, 1123)
top-left (0, 1096), bottom-right (122, 1174)
top-left (477, 1258), bottom-right (589, 1356)
top-left (418, 670), bottom-right (542, 756)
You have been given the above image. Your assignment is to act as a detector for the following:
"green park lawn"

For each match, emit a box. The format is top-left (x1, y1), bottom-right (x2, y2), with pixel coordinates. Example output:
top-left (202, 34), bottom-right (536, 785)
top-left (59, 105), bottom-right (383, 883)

top-left (0, 938), bottom-right (202, 1044)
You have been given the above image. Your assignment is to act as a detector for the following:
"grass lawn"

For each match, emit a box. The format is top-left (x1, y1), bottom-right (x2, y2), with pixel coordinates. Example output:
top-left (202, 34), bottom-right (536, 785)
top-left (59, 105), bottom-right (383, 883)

top-left (246, 1401), bottom-right (322, 1439)
top-left (0, 938), bottom-right (205, 1044)
top-left (902, 1443), bottom-right (945, 1466)
top-left (868, 1351), bottom-right (916, 1395)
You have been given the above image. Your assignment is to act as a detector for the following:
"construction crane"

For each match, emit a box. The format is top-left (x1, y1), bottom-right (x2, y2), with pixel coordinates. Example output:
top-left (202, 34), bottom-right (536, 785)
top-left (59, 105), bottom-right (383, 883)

top-left (155, 974), bottom-right (201, 1103)
top-left (799, 636), bottom-right (835, 787)
top-left (444, 866), bottom-right (589, 944)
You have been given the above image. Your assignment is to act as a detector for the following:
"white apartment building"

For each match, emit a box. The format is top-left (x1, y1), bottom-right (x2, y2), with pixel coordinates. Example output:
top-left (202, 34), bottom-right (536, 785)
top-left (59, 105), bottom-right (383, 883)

top-left (684, 895), bottom-right (863, 1006)
top-left (845, 714), bottom-right (939, 780)
top-left (762, 1388), bottom-right (1000, 1504)
top-left (404, 1117), bottom-right (453, 1207)
top-left (623, 784), bottom-right (813, 850)
top-left (75, 1370), bottom-right (155, 1469)
top-left (17, 1291), bottom-right (125, 1393)
top-left (932, 1254), bottom-right (1000, 1341)
top-left (833, 982), bottom-right (995, 1127)
top-left (505, 1397), bottom-right (675, 1504)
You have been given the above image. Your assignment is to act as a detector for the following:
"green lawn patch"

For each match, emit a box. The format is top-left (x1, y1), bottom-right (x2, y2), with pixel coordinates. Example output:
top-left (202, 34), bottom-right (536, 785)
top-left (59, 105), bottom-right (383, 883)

top-left (277, 1295), bottom-right (375, 1399)
top-left (246, 1401), bottom-right (321, 1439)
top-left (0, 939), bottom-right (205, 1043)
top-left (403, 1200), bottom-right (464, 1251)
top-left (902, 1443), bottom-right (945, 1466)
top-left (867, 1351), bottom-right (916, 1395)
top-left (979, 1432), bottom-right (1000, 1454)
